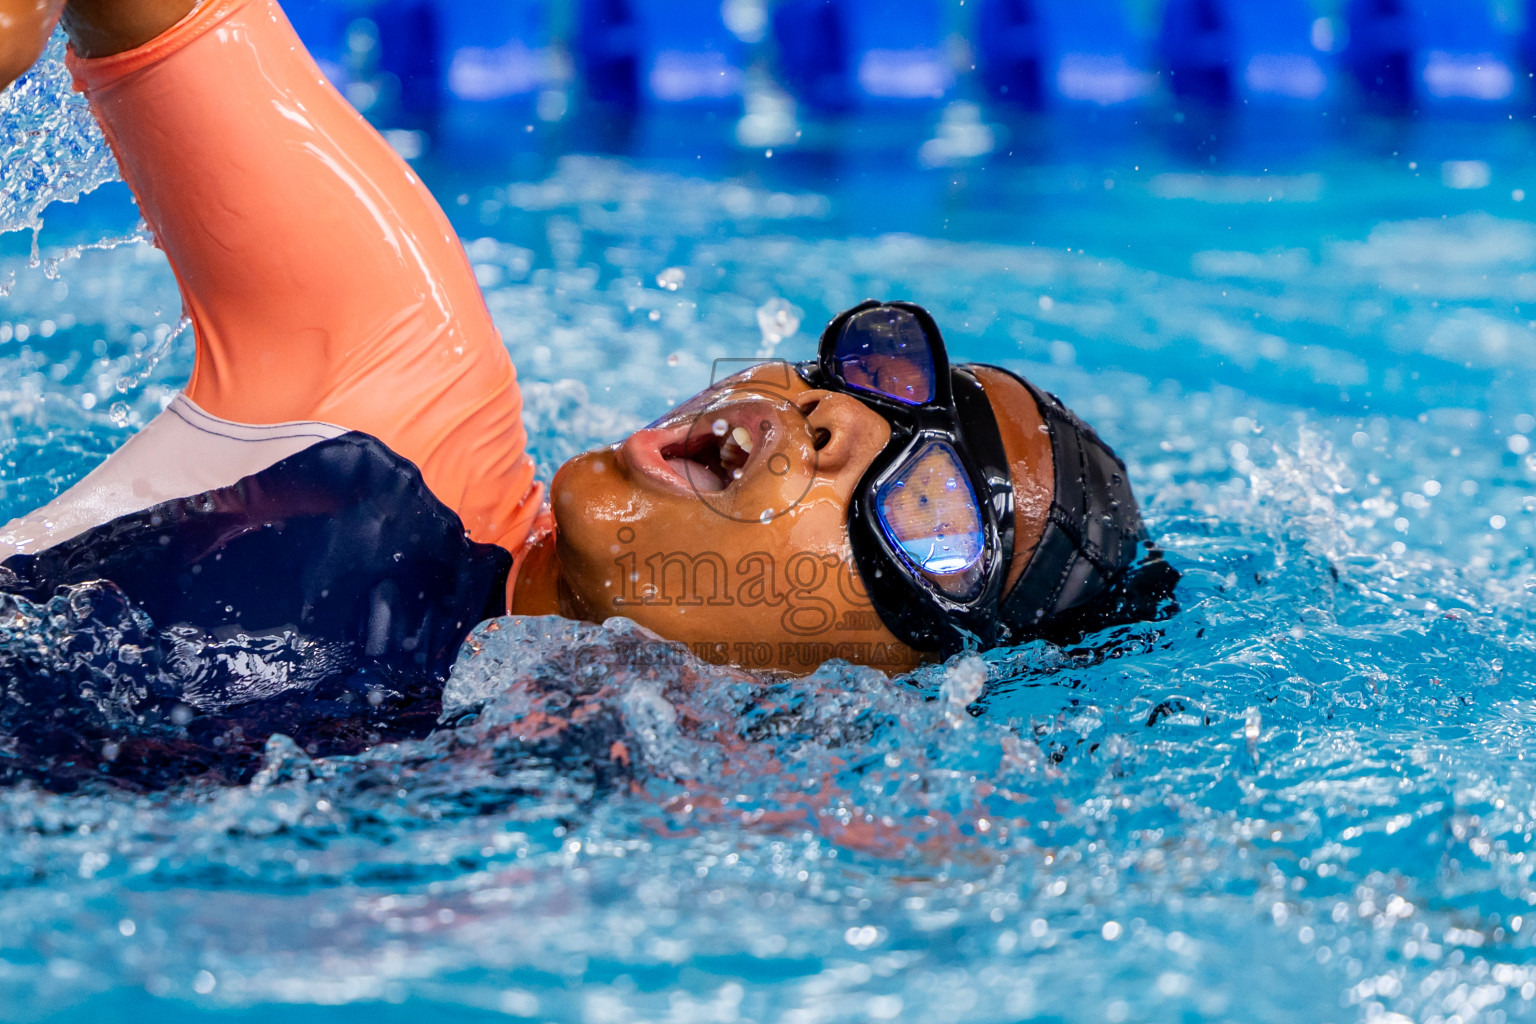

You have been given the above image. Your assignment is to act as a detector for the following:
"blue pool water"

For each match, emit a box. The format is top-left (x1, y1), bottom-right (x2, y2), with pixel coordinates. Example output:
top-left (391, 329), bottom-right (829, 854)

top-left (11, 35), bottom-right (1536, 1024)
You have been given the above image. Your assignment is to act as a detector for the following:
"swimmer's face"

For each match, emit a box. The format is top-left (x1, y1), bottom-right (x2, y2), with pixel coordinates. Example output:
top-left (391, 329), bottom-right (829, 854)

top-left (547, 363), bottom-right (1054, 674)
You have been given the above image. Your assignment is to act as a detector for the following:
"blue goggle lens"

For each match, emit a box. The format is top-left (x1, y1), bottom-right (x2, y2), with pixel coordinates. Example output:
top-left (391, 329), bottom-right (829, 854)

top-left (875, 441), bottom-right (986, 597)
top-left (833, 308), bottom-right (937, 406)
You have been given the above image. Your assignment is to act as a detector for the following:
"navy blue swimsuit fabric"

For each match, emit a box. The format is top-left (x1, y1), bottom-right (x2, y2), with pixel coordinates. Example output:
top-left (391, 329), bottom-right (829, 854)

top-left (0, 433), bottom-right (511, 790)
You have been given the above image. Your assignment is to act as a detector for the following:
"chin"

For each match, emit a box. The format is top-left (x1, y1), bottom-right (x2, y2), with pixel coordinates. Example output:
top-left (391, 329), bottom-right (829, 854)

top-left (550, 445), bottom-right (624, 530)
top-left (548, 451), bottom-right (579, 512)
top-left (549, 445), bottom-right (651, 618)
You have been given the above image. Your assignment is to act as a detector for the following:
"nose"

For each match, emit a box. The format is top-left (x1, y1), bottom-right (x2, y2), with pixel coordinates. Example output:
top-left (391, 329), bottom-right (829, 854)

top-left (793, 389), bottom-right (892, 480)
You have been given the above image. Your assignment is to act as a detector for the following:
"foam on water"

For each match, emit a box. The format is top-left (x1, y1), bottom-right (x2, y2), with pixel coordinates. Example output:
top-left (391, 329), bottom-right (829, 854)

top-left (9, 50), bottom-right (1536, 1022)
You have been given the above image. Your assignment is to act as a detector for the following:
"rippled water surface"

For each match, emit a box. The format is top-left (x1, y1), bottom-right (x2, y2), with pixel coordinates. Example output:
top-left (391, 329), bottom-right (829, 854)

top-left (11, 37), bottom-right (1536, 1024)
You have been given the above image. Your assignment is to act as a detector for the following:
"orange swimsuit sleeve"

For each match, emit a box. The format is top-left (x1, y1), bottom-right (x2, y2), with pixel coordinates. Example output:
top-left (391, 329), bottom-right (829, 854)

top-left (65, 0), bottom-right (544, 556)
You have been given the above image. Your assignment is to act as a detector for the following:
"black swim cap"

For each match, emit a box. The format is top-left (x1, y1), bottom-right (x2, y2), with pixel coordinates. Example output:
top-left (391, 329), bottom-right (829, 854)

top-left (991, 369), bottom-right (1180, 646)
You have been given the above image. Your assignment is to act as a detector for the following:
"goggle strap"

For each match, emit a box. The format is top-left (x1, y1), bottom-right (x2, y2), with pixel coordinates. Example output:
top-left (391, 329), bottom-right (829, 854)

top-left (950, 366), bottom-right (1014, 579)
top-left (998, 375), bottom-right (1141, 633)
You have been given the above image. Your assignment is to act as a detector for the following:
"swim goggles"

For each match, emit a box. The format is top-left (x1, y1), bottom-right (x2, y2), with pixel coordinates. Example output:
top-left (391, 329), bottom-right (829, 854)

top-left (797, 300), bottom-right (1158, 654)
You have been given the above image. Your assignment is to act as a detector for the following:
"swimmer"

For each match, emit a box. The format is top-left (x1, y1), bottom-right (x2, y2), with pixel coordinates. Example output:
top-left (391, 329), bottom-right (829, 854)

top-left (0, 0), bottom-right (1175, 784)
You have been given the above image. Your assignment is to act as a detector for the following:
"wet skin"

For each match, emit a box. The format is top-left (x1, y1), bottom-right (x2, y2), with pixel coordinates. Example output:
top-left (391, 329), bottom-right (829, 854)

top-left (514, 364), bottom-right (1056, 673)
top-left (0, 0), bottom-right (194, 79)
top-left (0, 0), bottom-right (57, 85)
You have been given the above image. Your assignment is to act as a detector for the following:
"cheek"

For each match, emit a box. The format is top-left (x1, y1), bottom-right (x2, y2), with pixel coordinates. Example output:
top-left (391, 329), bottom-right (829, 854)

top-left (775, 479), bottom-right (854, 558)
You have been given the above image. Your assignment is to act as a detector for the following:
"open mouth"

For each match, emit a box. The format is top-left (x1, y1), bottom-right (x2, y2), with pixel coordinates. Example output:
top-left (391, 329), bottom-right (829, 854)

top-left (661, 420), bottom-right (755, 494)
top-left (619, 395), bottom-right (793, 499)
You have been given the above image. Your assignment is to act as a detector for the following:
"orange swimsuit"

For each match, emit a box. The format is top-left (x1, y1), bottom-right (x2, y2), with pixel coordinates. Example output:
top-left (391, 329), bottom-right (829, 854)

top-left (63, 0), bottom-right (544, 560)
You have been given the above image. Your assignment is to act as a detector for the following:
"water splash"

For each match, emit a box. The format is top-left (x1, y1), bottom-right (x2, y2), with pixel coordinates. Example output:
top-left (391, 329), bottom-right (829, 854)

top-left (0, 32), bottom-right (119, 241)
top-left (1, 414), bottom-right (1536, 1022)
top-left (755, 296), bottom-right (802, 358)
top-left (4, 115), bottom-right (1536, 1020)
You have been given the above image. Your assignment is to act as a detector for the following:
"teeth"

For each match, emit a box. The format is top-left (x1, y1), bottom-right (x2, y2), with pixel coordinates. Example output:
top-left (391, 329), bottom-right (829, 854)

top-left (731, 427), bottom-right (754, 453)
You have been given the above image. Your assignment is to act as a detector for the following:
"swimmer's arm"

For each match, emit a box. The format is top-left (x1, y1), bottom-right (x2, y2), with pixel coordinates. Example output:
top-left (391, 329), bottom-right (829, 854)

top-left (0, 0), bottom-right (62, 89)
top-left (57, 0), bottom-right (537, 549)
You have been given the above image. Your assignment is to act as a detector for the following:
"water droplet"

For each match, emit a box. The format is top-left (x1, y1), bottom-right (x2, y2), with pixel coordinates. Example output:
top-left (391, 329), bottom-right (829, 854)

top-left (759, 509), bottom-right (773, 523)
top-left (666, 352), bottom-right (680, 366)
top-left (656, 267), bottom-right (685, 291)
top-left (755, 297), bottom-right (803, 357)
